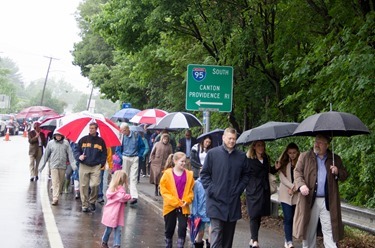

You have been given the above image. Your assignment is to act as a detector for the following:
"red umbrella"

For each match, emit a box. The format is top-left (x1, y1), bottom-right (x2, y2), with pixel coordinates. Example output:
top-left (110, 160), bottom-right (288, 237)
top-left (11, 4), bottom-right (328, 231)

top-left (16, 106), bottom-right (59, 119)
top-left (129, 108), bottom-right (168, 124)
top-left (188, 215), bottom-right (202, 243)
top-left (55, 111), bottom-right (121, 147)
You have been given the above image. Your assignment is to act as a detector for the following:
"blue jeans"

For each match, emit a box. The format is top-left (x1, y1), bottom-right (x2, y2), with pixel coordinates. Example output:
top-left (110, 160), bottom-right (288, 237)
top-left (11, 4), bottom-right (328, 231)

top-left (98, 170), bottom-right (104, 198)
top-left (102, 226), bottom-right (122, 246)
top-left (281, 202), bottom-right (296, 243)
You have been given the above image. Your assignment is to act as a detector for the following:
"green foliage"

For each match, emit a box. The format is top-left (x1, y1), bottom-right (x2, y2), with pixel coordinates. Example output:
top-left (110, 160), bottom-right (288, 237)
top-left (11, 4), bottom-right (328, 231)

top-left (72, 0), bottom-right (375, 208)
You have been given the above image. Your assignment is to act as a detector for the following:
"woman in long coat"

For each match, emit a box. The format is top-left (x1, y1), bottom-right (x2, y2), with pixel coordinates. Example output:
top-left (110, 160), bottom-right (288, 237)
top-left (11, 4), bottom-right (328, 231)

top-left (246, 140), bottom-right (278, 248)
top-left (150, 133), bottom-right (173, 196)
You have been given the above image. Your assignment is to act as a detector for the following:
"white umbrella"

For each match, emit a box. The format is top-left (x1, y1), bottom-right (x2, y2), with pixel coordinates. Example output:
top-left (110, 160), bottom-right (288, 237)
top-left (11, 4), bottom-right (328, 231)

top-left (154, 112), bottom-right (202, 129)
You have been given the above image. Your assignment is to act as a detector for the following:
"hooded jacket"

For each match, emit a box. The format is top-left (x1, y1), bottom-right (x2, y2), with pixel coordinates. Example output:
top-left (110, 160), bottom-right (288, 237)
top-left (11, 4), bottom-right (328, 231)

top-left (39, 131), bottom-right (76, 171)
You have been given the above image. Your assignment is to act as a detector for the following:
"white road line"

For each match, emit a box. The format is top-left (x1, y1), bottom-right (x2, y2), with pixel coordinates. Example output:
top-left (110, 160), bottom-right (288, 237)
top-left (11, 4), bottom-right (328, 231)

top-left (39, 174), bottom-right (64, 248)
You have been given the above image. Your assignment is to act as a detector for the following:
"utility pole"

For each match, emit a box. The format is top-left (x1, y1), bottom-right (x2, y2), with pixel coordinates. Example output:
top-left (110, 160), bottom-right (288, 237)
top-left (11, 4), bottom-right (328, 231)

top-left (40, 56), bottom-right (59, 105)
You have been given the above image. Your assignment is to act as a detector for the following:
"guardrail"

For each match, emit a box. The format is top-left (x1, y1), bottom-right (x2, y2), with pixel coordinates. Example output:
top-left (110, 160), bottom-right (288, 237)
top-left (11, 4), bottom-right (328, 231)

top-left (270, 194), bottom-right (375, 234)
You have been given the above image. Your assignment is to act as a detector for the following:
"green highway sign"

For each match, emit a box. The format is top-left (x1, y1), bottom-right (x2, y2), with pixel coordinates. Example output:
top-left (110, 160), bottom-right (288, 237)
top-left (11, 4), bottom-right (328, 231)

top-left (186, 64), bottom-right (233, 112)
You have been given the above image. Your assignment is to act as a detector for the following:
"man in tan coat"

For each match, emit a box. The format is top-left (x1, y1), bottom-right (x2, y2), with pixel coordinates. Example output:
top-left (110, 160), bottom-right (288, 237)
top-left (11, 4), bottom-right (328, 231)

top-left (28, 122), bottom-right (47, 181)
top-left (293, 134), bottom-right (348, 248)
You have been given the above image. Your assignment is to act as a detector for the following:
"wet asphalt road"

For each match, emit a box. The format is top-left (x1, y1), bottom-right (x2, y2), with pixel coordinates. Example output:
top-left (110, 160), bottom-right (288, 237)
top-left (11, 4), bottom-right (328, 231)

top-left (0, 134), bottom-right (312, 248)
top-left (0, 134), bottom-right (167, 248)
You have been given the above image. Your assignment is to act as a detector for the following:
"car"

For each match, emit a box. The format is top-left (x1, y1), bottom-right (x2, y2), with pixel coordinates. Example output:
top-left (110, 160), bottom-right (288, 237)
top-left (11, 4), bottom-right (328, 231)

top-left (0, 119), bottom-right (5, 136)
top-left (0, 114), bottom-right (19, 135)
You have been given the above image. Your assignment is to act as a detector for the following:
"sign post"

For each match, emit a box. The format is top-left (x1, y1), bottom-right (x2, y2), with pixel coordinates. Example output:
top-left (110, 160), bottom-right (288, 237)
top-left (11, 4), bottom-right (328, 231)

top-left (186, 64), bottom-right (233, 112)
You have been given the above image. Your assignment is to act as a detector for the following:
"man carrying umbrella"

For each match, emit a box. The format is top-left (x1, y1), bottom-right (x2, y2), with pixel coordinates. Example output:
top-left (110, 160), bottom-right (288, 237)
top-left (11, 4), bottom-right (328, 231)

top-left (293, 134), bottom-right (348, 248)
top-left (28, 121), bottom-right (47, 181)
top-left (73, 122), bottom-right (107, 212)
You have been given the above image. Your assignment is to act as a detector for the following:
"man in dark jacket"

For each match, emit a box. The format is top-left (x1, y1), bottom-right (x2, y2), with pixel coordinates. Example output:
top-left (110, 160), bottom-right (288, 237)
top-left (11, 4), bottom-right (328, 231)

top-left (28, 121), bottom-right (47, 181)
top-left (74, 122), bottom-right (107, 212)
top-left (201, 127), bottom-right (250, 248)
top-left (177, 129), bottom-right (197, 170)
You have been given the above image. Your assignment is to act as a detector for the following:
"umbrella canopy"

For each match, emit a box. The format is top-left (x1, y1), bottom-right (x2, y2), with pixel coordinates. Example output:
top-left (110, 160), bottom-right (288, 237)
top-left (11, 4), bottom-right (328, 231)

top-left (154, 112), bottom-right (202, 129)
top-left (293, 111), bottom-right (370, 137)
top-left (188, 216), bottom-right (202, 243)
top-left (129, 108), bottom-right (168, 124)
top-left (40, 115), bottom-right (64, 131)
top-left (16, 106), bottom-right (59, 119)
top-left (56, 111), bottom-right (121, 147)
top-left (197, 128), bottom-right (224, 147)
top-left (129, 125), bottom-right (145, 133)
top-left (236, 121), bottom-right (299, 145)
top-left (111, 108), bottom-right (141, 122)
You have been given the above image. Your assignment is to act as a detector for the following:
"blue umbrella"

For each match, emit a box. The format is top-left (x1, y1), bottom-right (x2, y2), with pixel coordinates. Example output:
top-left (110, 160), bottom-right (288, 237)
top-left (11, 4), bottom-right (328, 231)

top-left (111, 108), bottom-right (141, 122)
top-left (188, 215), bottom-right (202, 243)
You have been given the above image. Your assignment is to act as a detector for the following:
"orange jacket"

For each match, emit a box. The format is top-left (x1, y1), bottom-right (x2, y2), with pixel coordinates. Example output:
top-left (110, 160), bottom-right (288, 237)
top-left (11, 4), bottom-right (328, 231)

top-left (160, 168), bottom-right (194, 216)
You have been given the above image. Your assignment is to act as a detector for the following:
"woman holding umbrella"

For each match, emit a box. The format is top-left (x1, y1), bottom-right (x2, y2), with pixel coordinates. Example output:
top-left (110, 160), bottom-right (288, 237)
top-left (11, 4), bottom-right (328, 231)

top-left (149, 133), bottom-right (173, 196)
top-left (246, 140), bottom-right (279, 248)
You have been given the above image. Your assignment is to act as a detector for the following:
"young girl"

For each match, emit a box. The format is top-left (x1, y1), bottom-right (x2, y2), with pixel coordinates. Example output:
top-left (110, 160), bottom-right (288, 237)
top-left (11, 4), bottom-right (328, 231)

top-left (276, 142), bottom-right (300, 248)
top-left (101, 170), bottom-right (132, 248)
top-left (160, 152), bottom-right (195, 248)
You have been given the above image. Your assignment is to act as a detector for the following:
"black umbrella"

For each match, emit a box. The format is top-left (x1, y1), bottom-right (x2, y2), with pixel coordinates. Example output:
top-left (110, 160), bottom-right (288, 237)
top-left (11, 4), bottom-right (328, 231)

top-left (293, 111), bottom-right (370, 137)
top-left (236, 121), bottom-right (299, 145)
top-left (293, 111), bottom-right (370, 169)
top-left (197, 128), bottom-right (224, 147)
top-left (154, 112), bottom-right (202, 129)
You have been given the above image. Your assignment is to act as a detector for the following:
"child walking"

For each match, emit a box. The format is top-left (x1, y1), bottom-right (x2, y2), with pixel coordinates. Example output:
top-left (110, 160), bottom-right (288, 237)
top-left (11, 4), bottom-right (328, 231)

top-left (160, 152), bottom-right (195, 248)
top-left (191, 173), bottom-right (210, 248)
top-left (101, 170), bottom-right (132, 248)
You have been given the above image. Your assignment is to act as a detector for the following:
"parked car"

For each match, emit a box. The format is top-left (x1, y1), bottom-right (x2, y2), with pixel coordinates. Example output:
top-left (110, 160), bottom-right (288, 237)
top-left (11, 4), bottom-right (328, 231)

top-left (0, 119), bottom-right (5, 136)
top-left (0, 114), bottom-right (19, 135)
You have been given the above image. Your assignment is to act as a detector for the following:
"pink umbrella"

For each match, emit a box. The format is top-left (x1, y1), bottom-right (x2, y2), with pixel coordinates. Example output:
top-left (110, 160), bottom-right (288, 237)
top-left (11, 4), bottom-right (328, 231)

top-left (16, 106), bottom-right (59, 119)
top-left (129, 108), bottom-right (168, 124)
top-left (55, 111), bottom-right (121, 147)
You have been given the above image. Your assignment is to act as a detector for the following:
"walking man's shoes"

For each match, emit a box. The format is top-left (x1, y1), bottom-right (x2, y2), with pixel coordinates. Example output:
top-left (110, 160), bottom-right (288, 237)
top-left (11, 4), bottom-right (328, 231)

top-left (89, 203), bottom-right (96, 212)
top-left (82, 207), bottom-right (90, 213)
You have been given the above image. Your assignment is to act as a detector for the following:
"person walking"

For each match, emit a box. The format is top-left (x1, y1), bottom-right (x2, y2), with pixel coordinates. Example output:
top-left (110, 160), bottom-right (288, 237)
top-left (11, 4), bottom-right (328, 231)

top-left (150, 133), bottom-right (173, 196)
top-left (177, 129), bottom-right (197, 170)
top-left (137, 131), bottom-right (150, 182)
top-left (190, 135), bottom-right (212, 180)
top-left (160, 152), bottom-right (195, 248)
top-left (74, 122), bottom-right (107, 212)
top-left (276, 142), bottom-right (300, 248)
top-left (28, 121), bottom-right (47, 181)
top-left (191, 171), bottom-right (211, 248)
top-left (101, 170), bottom-right (132, 248)
top-left (200, 127), bottom-right (250, 248)
top-left (246, 140), bottom-right (279, 248)
top-left (115, 123), bottom-right (145, 205)
top-left (293, 134), bottom-right (348, 248)
top-left (39, 130), bottom-right (76, 205)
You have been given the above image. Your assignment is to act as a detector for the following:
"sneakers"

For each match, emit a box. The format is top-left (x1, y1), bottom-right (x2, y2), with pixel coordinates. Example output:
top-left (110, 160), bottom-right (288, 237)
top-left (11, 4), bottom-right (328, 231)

top-left (89, 203), bottom-right (96, 212)
top-left (82, 207), bottom-right (90, 213)
top-left (75, 191), bottom-right (80, 199)
top-left (284, 242), bottom-right (294, 248)
top-left (98, 197), bottom-right (105, 204)
top-left (129, 198), bottom-right (138, 205)
top-left (51, 199), bottom-right (58, 205)
top-left (101, 242), bottom-right (109, 248)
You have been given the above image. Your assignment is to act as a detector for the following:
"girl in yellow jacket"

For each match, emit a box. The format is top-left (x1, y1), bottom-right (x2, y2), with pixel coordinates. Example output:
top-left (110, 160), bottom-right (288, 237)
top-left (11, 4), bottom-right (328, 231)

top-left (160, 152), bottom-right (194, 248)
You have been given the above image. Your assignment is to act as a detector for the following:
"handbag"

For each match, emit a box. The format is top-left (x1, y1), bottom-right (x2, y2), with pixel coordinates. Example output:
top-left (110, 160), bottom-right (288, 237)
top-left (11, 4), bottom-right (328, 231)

top-left (269, 173), bottom-right (277, 194)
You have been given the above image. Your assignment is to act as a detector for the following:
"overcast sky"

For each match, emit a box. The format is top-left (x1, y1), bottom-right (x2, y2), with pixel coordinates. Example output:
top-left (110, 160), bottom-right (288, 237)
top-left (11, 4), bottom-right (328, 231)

top-left (0, 0), bottom-right (91, 94)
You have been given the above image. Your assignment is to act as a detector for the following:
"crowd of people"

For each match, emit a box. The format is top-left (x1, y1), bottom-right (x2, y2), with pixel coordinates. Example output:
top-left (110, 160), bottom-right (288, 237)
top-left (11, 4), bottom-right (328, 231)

top-left (28, 120), bottom-right (348, 248)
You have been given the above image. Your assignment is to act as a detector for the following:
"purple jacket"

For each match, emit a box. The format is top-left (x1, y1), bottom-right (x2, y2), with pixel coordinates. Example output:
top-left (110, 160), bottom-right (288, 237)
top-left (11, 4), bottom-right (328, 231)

top-left (101, 186), bottom-right (131, 228)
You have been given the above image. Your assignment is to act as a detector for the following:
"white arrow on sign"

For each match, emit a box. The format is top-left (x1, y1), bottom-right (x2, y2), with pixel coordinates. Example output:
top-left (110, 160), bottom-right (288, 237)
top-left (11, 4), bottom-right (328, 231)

top-left (195, 100), bottom-right (223, 106)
